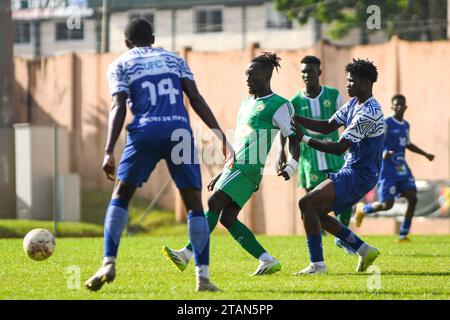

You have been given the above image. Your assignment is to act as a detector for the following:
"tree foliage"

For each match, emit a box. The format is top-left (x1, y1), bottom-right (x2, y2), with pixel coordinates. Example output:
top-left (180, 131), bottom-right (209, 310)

top-left (274, 0), bottom-right (448, 41)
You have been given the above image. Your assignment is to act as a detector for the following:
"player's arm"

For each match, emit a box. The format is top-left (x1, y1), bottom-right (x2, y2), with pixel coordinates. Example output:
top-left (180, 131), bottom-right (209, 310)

top-left (103, 92), bottom-right (128, 181)
top-left (406, 143), bottom-right (435, 161)
top-left (292, 117), bottom-right (351, 156)
top-left (293, 115), bottom-right (342, 135)
top-left (278, 134), bottom-right (287, 171)
top-left (181, 78), bottom-right (234, 164)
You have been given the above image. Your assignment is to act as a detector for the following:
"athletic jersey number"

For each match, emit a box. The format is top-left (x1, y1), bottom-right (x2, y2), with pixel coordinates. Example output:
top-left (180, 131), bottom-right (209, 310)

top-left (141, 78), bottom-right (180, 106)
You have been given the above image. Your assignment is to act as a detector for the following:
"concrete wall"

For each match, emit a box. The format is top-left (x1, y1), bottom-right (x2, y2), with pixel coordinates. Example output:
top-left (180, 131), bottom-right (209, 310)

top-left (13, 37), bottom-right (450, 234)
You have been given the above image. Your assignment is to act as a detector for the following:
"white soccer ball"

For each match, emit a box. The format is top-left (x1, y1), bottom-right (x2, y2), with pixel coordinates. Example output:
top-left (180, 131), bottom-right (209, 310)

top-left (23, 229), bottom-right (56, 261)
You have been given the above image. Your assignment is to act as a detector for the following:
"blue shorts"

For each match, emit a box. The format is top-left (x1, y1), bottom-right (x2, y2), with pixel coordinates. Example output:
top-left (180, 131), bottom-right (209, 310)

top-left (377, 175), bottom-right (416, 202)
top-left (329, 168), bottom-right (377, 215)
top-left (117, 132), bottom-right (202, 190)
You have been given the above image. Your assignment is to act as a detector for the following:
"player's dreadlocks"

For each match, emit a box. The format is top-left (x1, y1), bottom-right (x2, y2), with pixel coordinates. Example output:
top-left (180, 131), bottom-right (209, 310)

top-left (252, 52), bottom-right (281, 74)
top-left (345, 58), bottom-right (378, 83)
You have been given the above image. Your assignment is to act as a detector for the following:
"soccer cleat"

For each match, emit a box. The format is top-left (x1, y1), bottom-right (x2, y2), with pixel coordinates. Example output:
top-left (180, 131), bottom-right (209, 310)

top-left (85, 261), bottom-right (116, 292)
top-left (294, 263), bottom-right (327, 275)
top-left (355, 202), bottom-right (366, 228)
top-left (251, 259), bottom-right (281, 276)
top-left (196, 277), bottom-right (220, 292)
top-left (357, 246), bottom-right (380, 272)
top-left (162, 246), bottom-right (189, 272)
top-left (398, 236), bottom-right (411, 243)
top-left (335, 238), bottom-right (357, 255)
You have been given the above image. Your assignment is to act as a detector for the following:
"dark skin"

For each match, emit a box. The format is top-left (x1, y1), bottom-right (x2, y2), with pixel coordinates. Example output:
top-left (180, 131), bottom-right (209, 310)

top-left (363, 96), bottom-right (434, 219)
top-left (103, 37), bottom-right (234, 212)
top-left (290, 72), bottom-right (373, 236)
top-left (278, 62), bottom-right (322, 171)
top-left (207, 61), bottom-right (300, 229)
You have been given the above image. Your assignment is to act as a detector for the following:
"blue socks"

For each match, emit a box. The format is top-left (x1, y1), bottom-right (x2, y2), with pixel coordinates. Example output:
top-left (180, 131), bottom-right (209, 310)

top-left (336, 226), bottom-right (364, 252)
top-left (187, 210), bottom-right (210, 266)
top-left (104, 198), bottom-right (129, 258)
top-left (399, 218), bottom-right (412, 237)
top-left (306, 234), bottom-right (324, 263)
top-left (363, 203), bottom-right (375, 214)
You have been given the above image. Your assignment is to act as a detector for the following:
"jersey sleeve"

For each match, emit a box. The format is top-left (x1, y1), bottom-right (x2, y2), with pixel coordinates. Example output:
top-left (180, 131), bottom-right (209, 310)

top-left (106, 60), bottom-right (130, 96)
top-left (272, 102), bottom-right (295, 137)
top-left (330, 99), bottom-right (351, 125)
top-left (178, 56), bottom-right (195, 80)
top-left (335, 93), bottom-right (344, 110)
top-left (341, 107), bottom-right (385, 143)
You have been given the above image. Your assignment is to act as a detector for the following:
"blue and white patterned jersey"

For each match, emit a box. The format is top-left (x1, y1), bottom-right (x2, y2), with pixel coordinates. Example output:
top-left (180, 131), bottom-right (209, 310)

top-left (380, 116), bottom-right (412, 179)
top-left (107, 46), bottom-right (194, 137)
top-left (330, 97), bottom-right (386, 177)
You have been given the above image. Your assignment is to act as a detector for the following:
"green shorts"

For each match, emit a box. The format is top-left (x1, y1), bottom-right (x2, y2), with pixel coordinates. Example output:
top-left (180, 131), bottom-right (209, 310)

top-left (215, 166), bottom-right (259, 209)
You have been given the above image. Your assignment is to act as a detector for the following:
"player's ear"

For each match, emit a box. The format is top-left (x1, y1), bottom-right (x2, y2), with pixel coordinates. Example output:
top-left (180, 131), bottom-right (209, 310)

top-left (318, 68), bottom-right (322, 76)
top-left (150, 35), bottom-right (155, 45)
top-left (125, 39), bottom-right (132, 49)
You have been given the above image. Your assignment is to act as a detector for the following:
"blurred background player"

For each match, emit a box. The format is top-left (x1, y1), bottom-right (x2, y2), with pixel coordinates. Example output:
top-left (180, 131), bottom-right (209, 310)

top-left (163, 52), bottom-right (300, 276)
top-left (84, 18), bottom-right (233, 292)
top-left (278, 55), bottom-right (356, 255)
top-left (355, 94), bottom-right (435, 242)
top-left (291, 59), bottom-right (385, 275)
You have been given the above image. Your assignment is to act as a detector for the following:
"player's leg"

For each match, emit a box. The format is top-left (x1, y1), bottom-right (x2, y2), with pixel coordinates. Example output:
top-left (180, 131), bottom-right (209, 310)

top-left (85, 180), bottom-right (137, 291)
top-left (85, 138), bottom-right (157, 291)
top-left (334, 207), bottom-right (357, 255)
top-left (397, 180), bottom-right (418, 242)
top-left (355, 179), bottom-right (395, 227)
top-left (163, 189), bottom-right (232, 271)
top-left (219, 202), bottom-right (281, 275)
top-left (296, 179), bottom-right (335, 275)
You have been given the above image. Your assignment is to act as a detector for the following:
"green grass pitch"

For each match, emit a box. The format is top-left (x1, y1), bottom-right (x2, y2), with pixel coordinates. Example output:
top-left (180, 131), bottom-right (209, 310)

top-left (0, 235), bottom-right (449, 300)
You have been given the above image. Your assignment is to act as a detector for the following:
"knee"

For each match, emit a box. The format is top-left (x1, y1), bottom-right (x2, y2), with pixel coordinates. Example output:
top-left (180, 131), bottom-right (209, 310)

top-left (219, 213), bottom-right (238, 229)
top-left (298, 195), bottom-right (316, 219)
top-left (207, 195), bottom-right (220, 213)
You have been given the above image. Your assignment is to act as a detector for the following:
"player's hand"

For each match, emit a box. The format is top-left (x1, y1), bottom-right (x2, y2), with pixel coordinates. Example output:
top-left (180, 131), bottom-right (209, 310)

top-left (277, 151), bottom-right (287, 173)
top-left (102, 152), bottom-right (116, 181)
top-left (291, 117), bottom-right (304, 140)
top-left (383, 150), bottom-right (394, 159)
top-left (207, 174), bottom-right (221, 191)
top-left (223, 141), bottom-right (235, 169)
top-left (426, 153), bottom-right (435, 161)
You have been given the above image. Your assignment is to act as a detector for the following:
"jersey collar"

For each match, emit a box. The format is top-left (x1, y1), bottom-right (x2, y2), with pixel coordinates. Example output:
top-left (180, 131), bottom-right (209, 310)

top-left (255, 93), bottom-right (275, 101)
top-left (390, 116), bottom-right (405, 125)
top-left (301, 86), bottom-right (324, 101)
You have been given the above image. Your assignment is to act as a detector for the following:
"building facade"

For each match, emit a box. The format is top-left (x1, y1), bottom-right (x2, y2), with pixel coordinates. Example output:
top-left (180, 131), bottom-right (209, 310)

top-left (12, 0), bottom-right (385, 58)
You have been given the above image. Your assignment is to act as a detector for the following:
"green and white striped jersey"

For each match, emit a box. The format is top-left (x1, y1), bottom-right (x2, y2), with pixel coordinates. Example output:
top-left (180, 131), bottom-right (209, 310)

top-left (233, 93), bottom-right (294, 184)
top-left (290, 86), bottom-right (345, 172)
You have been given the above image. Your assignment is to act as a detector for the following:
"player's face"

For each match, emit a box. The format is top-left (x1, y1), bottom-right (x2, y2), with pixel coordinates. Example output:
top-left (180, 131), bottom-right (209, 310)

top-left (392, 98), bottom-right (407, 116)
top-left (301, 63), bottom-right (320, 86)
top-left (345, 72), bottom-right (367, 97)
top-left (245, 62), bottom-right (267, 95)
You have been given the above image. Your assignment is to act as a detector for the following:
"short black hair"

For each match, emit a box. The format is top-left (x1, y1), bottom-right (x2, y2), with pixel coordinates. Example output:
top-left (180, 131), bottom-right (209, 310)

top-left (301, 55), bottom-right (321, 67)
top-left (252, 52), bottom-right (281, 74)
top-left (392, 94), bottom-right (406, 103)
top-left (124, 18), bottom-right (154, 44)
top-left (345, 58), bottom-right (378, 83)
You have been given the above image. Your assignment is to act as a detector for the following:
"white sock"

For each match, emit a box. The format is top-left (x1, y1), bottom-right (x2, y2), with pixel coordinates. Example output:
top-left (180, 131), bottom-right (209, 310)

top-left (258, 252), bottom-right (274, 262)
top-left (357, 242), bottom-right (370, 257)
top-left (195, 265), bottom-right (209, 279)
top-left (103, 256), bottom-right (115, 265)
top-left (312, 261), bottom-right (325, 268)
top-left (182, 247), bottom-right (193, 260)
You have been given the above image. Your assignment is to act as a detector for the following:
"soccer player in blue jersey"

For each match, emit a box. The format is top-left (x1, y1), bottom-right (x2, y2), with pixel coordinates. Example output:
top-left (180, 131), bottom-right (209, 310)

top-left (291, 59), bottom-right (385, 274)
top-left (84, 18), bottom-right (233, 292)
top-left (355, 94), bottom-right (435, 242)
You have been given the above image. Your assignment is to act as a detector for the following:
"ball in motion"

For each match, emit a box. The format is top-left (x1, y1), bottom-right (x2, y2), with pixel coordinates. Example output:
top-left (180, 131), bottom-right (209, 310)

top-left (23, 229), bottom-right (56, 261)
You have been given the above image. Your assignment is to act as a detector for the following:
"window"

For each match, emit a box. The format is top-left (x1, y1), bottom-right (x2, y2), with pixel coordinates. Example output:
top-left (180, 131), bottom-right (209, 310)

top-left (14, 21), bottom-right (31, 44)
top-left (266, 4), bottom-right (292, 29)
top-left (55, 21), bottom-right (84, 41)
top-left (129, 12), bottom-right (155, 27)
top-left (195, 8), bottom-right (222, 33)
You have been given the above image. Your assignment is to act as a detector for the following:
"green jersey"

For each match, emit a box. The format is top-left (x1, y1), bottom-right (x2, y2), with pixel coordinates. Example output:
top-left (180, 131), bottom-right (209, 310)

top-left (233, 93), bottom-right (294, 185)
top-left (290, 86), bottom-right (345, 172)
